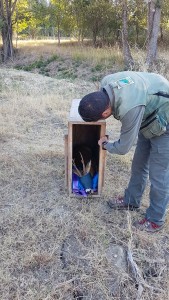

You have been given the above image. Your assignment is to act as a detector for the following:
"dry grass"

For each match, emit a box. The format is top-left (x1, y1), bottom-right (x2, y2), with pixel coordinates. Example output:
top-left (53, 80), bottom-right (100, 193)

top-left (14, 39), bottom-right (123, 64)
top-left (0, 42), bottom-right (169, 299)
top-left (1, 39), bottom-right (124, 83)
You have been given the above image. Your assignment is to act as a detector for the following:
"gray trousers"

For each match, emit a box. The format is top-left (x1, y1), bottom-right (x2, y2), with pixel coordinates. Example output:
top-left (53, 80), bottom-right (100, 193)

top-left (124, 124), bottom-right (169, 225)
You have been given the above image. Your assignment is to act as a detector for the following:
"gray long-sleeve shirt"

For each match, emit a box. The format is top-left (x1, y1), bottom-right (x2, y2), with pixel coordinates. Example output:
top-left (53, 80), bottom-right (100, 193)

top-left (104, 105), bottom-right (145, 155)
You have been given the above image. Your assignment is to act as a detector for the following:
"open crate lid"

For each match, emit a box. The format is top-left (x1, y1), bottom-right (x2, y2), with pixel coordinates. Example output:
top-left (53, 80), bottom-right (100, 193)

top-left (69, 99), bottom-right (106, 123)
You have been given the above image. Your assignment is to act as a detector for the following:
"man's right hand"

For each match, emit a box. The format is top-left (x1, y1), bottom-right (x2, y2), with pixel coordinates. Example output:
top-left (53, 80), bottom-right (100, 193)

top-left (98, 136), bottom-right (108, 147)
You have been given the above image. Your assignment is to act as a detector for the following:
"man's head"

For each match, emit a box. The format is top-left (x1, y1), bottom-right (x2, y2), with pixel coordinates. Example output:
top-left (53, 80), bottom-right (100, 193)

top-left (78, 91), bottom-right (112, 122)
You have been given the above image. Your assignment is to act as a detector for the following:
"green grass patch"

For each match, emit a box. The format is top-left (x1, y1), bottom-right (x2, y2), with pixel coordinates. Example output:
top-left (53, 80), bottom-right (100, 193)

top-left (15, 54), bottom-right (59, 72)
top-left (56, 69), bottom-right (77, 80)
top-left (57, 66), bottom-right (67, 71)
top-left (72, 54), bottom-right (85, 64)
top-left (90, 74), bottom-right (102, 82)
top-left (91, 64), bottom-right (104, 72)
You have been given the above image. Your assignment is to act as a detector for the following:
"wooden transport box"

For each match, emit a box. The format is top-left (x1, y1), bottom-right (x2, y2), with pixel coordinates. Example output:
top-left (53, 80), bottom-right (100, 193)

top-left (65, 99), bottom-right (107, 197)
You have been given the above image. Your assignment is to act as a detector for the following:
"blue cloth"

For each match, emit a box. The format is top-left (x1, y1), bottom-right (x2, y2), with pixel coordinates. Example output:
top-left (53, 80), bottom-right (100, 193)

top-left (72, 172), bottom-right (98, 197)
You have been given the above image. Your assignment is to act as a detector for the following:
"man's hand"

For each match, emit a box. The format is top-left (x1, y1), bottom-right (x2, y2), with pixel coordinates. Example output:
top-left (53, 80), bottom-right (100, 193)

top-left (98, 136), bottom-right (108, 147)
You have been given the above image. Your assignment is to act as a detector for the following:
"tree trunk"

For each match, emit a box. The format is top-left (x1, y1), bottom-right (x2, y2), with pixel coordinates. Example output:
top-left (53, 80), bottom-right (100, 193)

top-left (93, 30), bottom-right (97, 47)
top-left (57, 23), bottom-right (61, 46)
top-left (122, 0), bottom-right (134, 68)
top-left (146, 0), bottom-right (162, 66)
top-left (0, 0), bottom-right (18, 62)
top-left (136, 24), bottom-right (139, 44)
top-left (1, 19), bottom-right (14, 61)
top-left (160, 26), bottom-right (163, 41)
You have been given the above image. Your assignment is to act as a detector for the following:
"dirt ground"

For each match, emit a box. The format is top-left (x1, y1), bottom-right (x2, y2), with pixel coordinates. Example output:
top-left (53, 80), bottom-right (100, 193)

top-left (0, 63), bottom-right (169, 299)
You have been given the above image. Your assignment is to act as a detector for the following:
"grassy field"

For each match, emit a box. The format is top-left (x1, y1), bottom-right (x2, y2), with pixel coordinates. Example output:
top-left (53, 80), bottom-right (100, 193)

top-left (3, 39), bottom-right (169, 81)
top-left (0, 40), bottom-right (169, 299)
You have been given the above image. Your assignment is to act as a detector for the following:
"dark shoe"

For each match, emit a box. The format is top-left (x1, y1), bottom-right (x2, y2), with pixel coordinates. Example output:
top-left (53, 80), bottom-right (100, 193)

top-left (107, 197), bottom-right (139, 211)
top-left (133, 218), bottom-right (164, 233)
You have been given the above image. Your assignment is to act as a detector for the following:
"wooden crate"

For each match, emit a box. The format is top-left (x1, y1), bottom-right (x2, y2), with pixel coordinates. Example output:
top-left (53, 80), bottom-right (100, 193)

top-left (65, 99), bottom-right (107, 197)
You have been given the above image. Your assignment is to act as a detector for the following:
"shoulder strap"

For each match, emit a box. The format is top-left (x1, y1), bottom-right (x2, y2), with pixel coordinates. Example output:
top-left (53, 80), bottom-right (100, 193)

top-left (155, 92), bottom-right (169, 98)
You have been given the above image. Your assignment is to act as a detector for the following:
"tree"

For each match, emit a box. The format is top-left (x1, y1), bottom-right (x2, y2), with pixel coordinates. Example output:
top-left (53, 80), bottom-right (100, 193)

top-left (30, 0), bottom-right (50, 38)
top-left (121, 0), bottom-right (134, 68)
top-left (14, 0), bottom-right (51, 39)
top-left (128, 0), bottom-right (147, 46)
top-left (49, 0), bottom-right (69, 45)
top-left (0, 0), bottom-right (18, 62)
top-left (160, 0), bottom-right (168, 40)
top-left (145, 0), bottom-right (163, 66)
top-left (85, 0), bottom-right (113, 47)
top-left (14, 0), bottom-right (31, 43)
top-left (70, 0), bottom-right (89, 43)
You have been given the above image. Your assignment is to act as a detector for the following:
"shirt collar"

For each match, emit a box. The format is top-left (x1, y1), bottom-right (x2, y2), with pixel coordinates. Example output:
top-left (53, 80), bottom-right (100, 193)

top-left (102, 85), bottom-right (115, 110)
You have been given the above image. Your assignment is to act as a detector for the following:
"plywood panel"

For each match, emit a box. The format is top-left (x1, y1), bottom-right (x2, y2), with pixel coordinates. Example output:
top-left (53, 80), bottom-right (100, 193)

top-left (68, 122), bottom-right (73, 195)
top-left (64, 134), bottom-right (68, 188)
top-left (98, 123), bottom-right (106, 194)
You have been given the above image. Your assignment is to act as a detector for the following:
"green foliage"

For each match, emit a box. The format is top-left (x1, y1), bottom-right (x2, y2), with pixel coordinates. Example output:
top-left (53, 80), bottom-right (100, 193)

top-left (156, 0), bottom-right (164, 9)
top-left (48, 0), bottom-right (73, 40)
top-left (161, 0), bottom-right (169, 31)
top-left (85, 0), bottom-right (118, 46)
top-left (91, 64), bottom-right (103, 72)
top-left (72, 55), bottom-right (84, 64)
top-left (1, 0), bottom-right (169, 56)
top-left (56, 69), bottom-right (77, 80)
top-left (90, 74), bottom-right (102, 82)
top-left (15, 54), bottom-right (59, 72)
top-left (69, 0), bottom-right (90, 41)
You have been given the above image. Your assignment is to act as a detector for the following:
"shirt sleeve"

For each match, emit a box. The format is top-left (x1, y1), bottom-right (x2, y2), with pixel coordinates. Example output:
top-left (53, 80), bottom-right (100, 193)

top-left (105, 106), bottom-right (145, 155)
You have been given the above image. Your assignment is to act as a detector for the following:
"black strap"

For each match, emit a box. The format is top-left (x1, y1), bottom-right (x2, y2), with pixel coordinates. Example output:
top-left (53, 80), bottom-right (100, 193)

top-left (140, 109), bottom-right (158, 130)
top-left (154, 92), bottom-right (169, 98)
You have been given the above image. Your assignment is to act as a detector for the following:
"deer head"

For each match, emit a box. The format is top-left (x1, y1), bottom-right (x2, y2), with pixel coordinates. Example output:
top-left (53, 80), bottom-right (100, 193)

top-left (72, 146), bottom-right (93, 193)
top-left (72, 151), bottom-right (91, 177)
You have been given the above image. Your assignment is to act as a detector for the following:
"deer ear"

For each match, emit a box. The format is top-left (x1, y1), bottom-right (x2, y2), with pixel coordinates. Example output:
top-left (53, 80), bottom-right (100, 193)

top-left (72, 159), bottom-right (82, 177)
top-left (73, 169), bottom-right (82, 177)
top-left (85, 160), bottom-right (91, 174)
